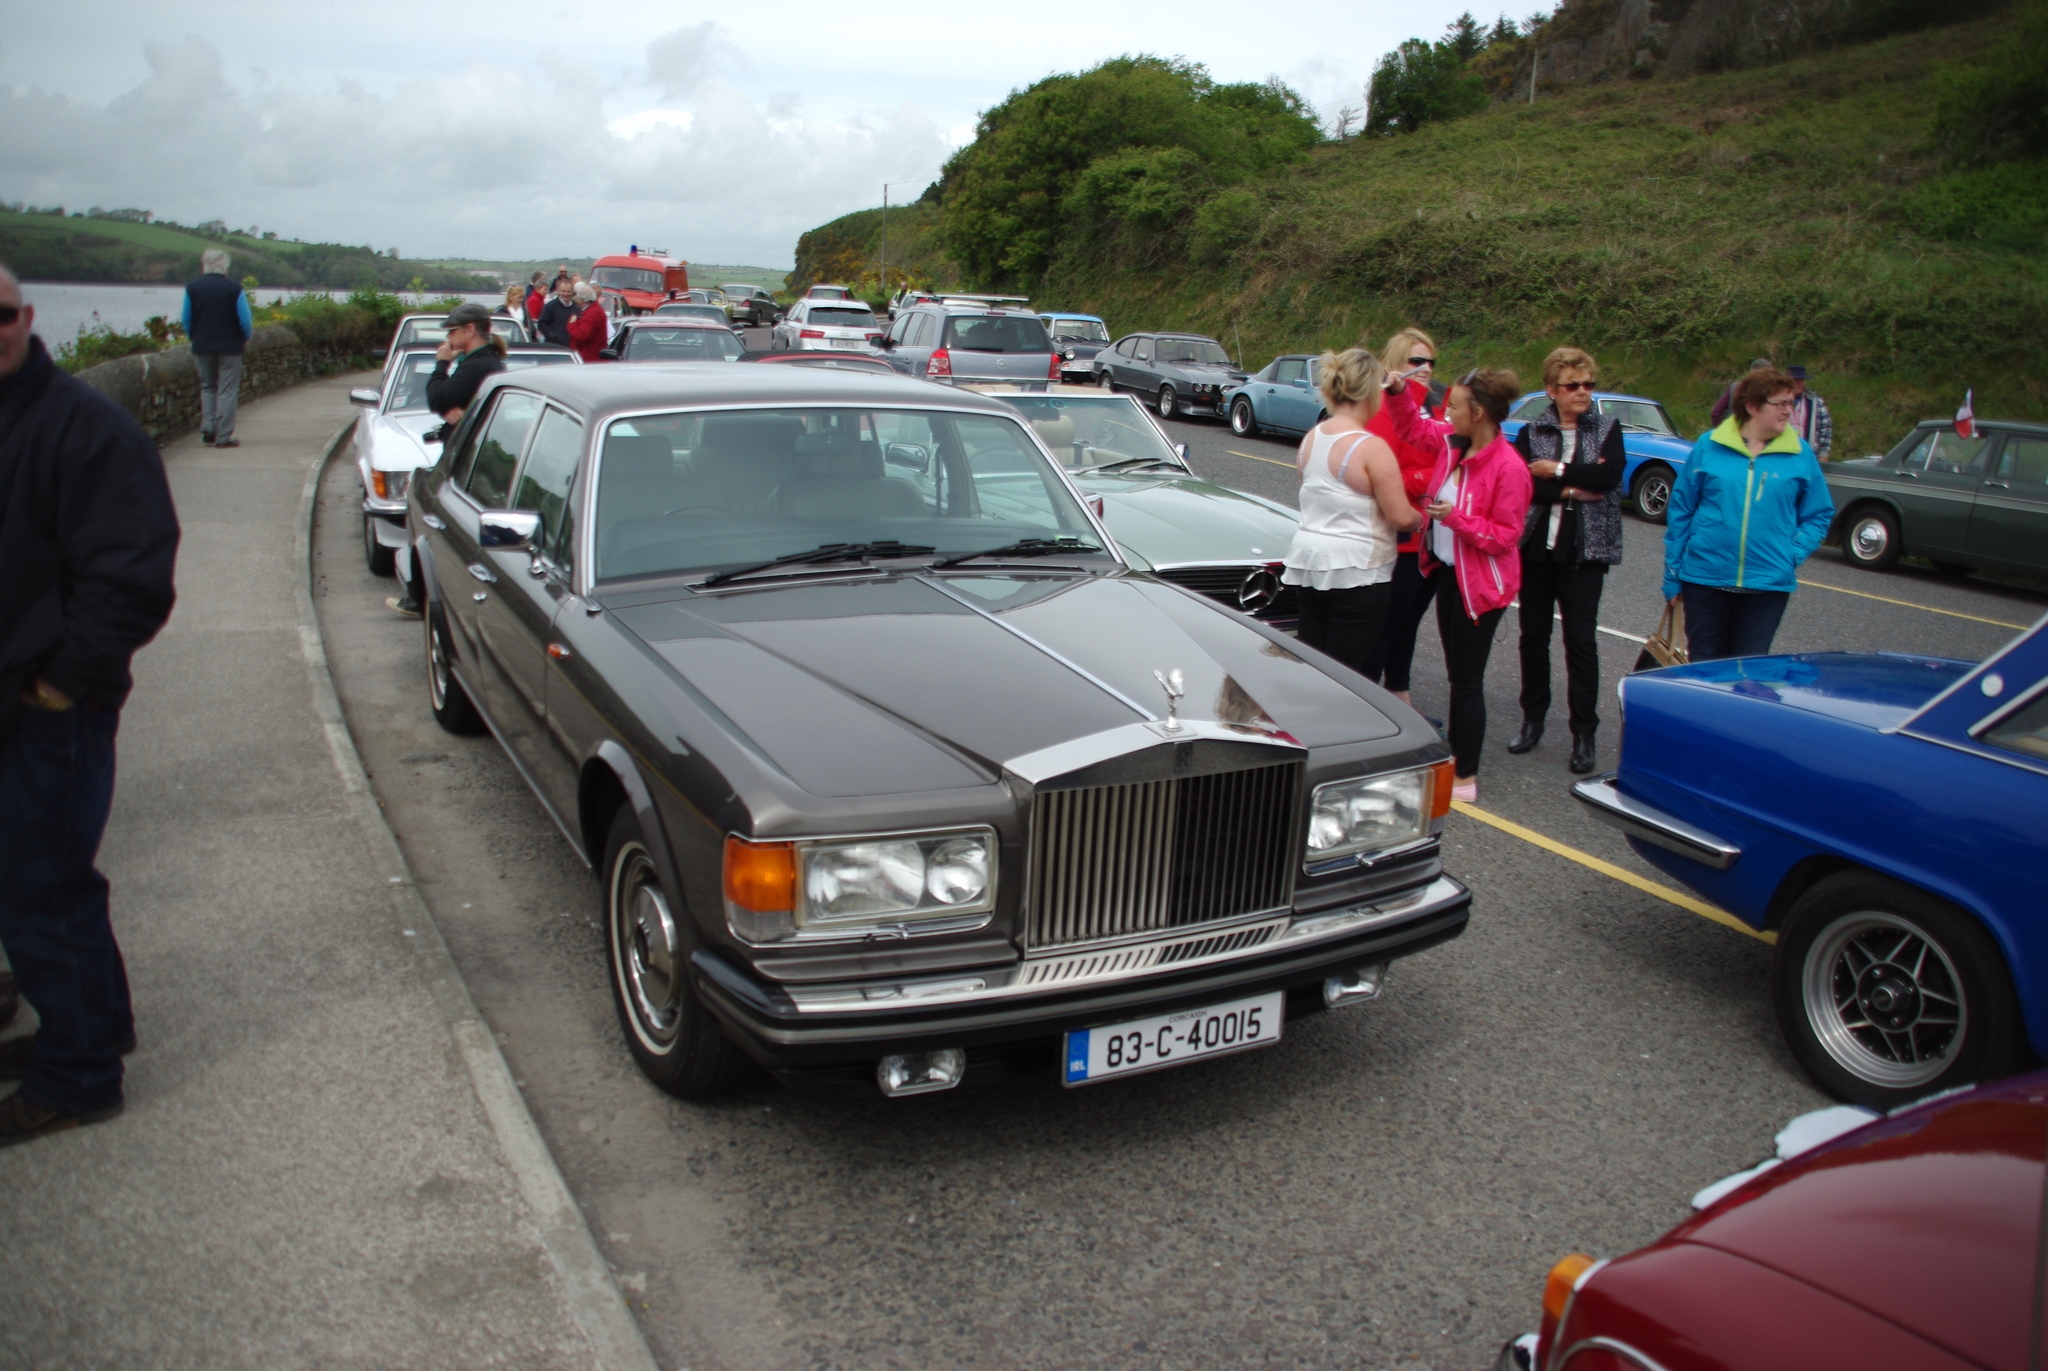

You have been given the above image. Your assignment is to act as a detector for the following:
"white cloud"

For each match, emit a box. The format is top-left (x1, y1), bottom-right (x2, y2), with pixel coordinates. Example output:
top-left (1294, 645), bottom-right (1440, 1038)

top-left (0, 30), bottom-right (951, 266)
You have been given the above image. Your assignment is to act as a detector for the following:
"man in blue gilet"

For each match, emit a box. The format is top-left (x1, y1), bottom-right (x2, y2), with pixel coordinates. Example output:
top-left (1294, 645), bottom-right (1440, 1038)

top-left (181, 249), bottom-right (253, 448)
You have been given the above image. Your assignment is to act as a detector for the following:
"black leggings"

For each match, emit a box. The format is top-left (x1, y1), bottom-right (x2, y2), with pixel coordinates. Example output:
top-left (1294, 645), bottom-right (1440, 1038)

top-left (1434, 566), bottom-right (1506, 778)
top-left (1518, 557), bottom-right (1607, 733)
top-left (1295, 582), bottom-right (1394, 676)
top-left (1361, 551), bottom-right (1437, 692)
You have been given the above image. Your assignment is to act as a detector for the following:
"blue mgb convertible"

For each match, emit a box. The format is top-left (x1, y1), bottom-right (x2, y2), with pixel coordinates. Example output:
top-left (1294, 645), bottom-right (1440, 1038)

top-left (1574, 616), bottom-right (2048, 1108)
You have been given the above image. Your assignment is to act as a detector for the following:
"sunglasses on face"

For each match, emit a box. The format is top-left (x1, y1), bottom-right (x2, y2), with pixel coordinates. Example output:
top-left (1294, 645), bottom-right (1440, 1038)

top-left (1555, 380), bottom-right (1596, 392)
top-left (0, 306), bottom-right (21, 326)
top-left (1406, 355), bottom-right (1434, 367)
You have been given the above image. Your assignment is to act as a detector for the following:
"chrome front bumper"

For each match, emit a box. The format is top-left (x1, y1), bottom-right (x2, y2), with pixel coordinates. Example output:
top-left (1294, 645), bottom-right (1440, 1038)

top-left (1571, 774), bottom-right (1741, 870)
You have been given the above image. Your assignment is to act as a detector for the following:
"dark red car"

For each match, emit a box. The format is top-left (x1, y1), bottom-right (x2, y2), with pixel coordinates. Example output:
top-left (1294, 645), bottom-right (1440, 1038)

top-left (1501, 1071), bottom-right (2046, 1370)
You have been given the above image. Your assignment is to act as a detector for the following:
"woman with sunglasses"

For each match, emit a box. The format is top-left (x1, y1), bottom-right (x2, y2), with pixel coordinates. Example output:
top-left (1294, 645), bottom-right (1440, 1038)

top-left (1509, 347), bottom-right (1626, 775)
top-left (1388, 368), bottom-right (1533, 802)
top-left (1360, 328), bottom-right (1447, 705)
top-left (1662, 367), bottom-right (1835, 660)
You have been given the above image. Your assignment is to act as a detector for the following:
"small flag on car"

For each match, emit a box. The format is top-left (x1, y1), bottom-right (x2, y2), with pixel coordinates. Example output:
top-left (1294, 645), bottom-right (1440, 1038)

top-left (1955, 388), bottom-right (1975, 439)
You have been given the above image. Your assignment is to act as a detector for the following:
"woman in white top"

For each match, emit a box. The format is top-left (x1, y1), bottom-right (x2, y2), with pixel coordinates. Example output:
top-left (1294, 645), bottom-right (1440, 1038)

top-left (1280, 349), bottom-right (1423, 673)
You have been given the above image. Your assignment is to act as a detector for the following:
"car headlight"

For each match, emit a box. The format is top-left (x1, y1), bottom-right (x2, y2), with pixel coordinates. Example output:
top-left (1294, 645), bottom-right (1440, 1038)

top-left (369, 468), bottom-right (411, 502)
top-left (1063, 347), bottom-right (1076, 360)
top-left (1304, 766), bottom-right (1443, 864)
top-left (724, 829), bottom-right (997, 943)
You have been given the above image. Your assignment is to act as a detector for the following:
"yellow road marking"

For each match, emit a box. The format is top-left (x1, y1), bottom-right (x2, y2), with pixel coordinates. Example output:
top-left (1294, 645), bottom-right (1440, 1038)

top-left (1450, 800), bottom-right (1776, 944)
top-left (1225, 448), bottom-right (1299, 469)
top-left (1797, 577), bottom-right (2029, 630)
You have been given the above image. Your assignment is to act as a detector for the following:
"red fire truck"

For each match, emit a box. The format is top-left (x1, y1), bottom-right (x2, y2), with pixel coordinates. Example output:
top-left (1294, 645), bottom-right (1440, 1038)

top-left (589, 247), bottom-right (690, 318)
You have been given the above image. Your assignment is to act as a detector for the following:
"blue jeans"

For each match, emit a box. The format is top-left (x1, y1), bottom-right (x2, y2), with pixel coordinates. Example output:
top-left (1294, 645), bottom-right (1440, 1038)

top-left (1682, 584), bottom-right (1791, 661)
top-left (0, 705), bottom-right (130, 1112)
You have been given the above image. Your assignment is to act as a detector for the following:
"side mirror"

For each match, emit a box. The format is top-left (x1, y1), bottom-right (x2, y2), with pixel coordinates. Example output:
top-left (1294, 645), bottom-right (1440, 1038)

top-left (599, 348), bottom-right (620, 361)
top-left (349, 388), bottom-right (381, 406)
top-left (885, 442), bottom-right (932, 474)
top-left (1175, 443), bottom-right (1191, 467)
top-left (1290, 378), bottom-right (1308, 390)
top-left (874, 335), bottom-right (896, 350)
top-left (479, 510), bottom-right (542, 551)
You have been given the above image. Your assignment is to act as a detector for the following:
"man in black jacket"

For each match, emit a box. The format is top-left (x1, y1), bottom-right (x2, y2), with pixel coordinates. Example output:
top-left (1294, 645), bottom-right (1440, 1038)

top-left (0, 261), bottom-right (180, 1146)
top-left (535, 276), bottom-right (578, 347)
top-left (387, 303), bottom-right (504, 620)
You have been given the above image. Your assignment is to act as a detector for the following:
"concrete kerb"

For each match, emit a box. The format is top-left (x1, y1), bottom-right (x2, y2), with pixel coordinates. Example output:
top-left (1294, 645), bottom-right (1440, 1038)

top-left (294, 423), bottom-right (662, 1371)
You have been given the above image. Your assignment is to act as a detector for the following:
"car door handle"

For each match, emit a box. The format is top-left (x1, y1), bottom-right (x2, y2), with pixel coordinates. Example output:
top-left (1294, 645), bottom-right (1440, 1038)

top-left (472, 591), bottom-right (488, 603)
top-left (467, 563), bottom-right (496, 583)
top-left (1984, 481), bottom-right (2009, 490)
top-left (423, 513), bottom-right (446, 530)
top-left (1896, 471), bottom-right (1918, 479)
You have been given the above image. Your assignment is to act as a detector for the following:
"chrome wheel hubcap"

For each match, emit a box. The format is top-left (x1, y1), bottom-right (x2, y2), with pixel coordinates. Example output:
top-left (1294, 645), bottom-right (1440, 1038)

top-left (1638, 478), bottom-right (1669, 517)
top-left (1851, 517), bottom-right (1890, 561)
top-left (1803, 911), bottom-right (1965, 1089)
top-left (613, 845), bottom-right (682, 1047)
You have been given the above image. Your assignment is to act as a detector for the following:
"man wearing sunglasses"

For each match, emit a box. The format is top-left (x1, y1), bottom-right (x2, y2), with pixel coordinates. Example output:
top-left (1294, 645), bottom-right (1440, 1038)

top-left (0, 261), bottom-right (180, 1146)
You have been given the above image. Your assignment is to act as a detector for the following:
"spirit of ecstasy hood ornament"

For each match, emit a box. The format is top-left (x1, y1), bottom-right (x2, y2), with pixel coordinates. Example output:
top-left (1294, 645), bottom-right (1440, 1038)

top-left (1153, 668), bottom-right (1185, 733)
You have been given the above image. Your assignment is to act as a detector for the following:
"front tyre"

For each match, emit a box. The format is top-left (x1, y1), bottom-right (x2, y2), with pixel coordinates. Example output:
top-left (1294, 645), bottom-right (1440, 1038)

top-left (1157, 385), bottom-right (1178, 419)
top-left (1842, 506), bottom-right (1903, 570)
top-left (364, 513), bottom-right (397, 577)
top-left (424, 600), bottom-right (485, 735)
top-left (1631, 464), bottom-right (1674, 525)
top-left (1230, 397), bottom-right (1258, 437)
top-left (1773, 871), bottom-right (2026, 1110)
top-left (602, 806), bottom-right (757, 1099)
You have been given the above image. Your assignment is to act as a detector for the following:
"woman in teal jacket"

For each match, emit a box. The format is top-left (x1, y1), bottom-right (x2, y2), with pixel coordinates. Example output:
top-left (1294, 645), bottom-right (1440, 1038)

top-left (1662, 367), bottom-right (1835, 660)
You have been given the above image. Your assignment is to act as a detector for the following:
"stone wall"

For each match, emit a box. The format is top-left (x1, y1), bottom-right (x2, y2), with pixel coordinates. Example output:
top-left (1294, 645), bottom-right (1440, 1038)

top-left (72, 324), bottom-right (325, 444)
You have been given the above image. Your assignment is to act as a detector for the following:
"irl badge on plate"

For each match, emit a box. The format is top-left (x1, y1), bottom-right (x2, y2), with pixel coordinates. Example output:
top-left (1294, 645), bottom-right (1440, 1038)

top-left (1063, 991), bottom-right (1284, 1086)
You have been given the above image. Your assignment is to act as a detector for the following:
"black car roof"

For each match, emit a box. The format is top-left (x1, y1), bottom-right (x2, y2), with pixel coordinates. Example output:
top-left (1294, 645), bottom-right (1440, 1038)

top-left (483, 360), bottom-right (1017, 419)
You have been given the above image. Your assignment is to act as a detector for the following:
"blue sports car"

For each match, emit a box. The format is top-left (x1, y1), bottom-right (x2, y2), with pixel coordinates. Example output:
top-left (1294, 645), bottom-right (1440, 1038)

top-left (1225, 355), bottom-right (1327, 439)
top-left (1504, 390), bottom-right (1695, 524)
top-left (1574, 616), bottom-right (2048, 1109)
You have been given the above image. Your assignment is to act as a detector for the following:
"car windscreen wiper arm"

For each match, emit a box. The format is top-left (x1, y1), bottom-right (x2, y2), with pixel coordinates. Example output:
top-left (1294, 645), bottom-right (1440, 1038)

top-left (928, 536), bottom-right (1102, 569)
top-left (695, 540), bottom-right (937, 588)
top-left (1091, 456), bottom-right (1182, 472)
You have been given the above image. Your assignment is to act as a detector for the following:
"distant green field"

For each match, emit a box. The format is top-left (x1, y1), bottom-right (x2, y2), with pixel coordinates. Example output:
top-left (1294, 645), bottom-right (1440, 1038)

top-left (418, 258), bottom-right (793, 293)
top-left (1, 211), bottom-right (493, 291)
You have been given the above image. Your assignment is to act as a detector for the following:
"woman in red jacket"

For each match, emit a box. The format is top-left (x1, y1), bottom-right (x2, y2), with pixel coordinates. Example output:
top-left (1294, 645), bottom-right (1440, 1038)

top-left (566, 283), bottom-right (610, 362)
top-left (1360, 327), bottom-right (1445, 705)
top-left (1410, 369), bottom-right (1533, 802)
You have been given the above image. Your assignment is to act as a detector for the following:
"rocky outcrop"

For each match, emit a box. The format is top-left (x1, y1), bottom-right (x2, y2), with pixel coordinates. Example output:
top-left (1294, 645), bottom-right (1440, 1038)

top-left (72, 324), bottom-right (328, 443)
top-left (1495, 0), bottom-right (1901, 93)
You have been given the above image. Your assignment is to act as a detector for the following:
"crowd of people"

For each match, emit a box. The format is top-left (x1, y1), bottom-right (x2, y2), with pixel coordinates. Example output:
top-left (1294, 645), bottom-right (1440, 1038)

top-left (1280, 334), bottom-right (1836, 804)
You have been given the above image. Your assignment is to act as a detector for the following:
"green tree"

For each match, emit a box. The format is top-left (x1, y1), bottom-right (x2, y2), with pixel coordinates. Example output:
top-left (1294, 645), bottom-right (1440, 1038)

top-left (1445, 11), bottom-right (1488, 60)
top-left (937, 56), bottom-right (1320, 287)
top-left (1366, 38), bottom-right (1489, 136)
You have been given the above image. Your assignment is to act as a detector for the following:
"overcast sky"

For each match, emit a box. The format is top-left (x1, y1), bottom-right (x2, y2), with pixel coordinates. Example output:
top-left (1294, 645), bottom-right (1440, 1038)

top-left (1, 0), bottom-right (1500, 268)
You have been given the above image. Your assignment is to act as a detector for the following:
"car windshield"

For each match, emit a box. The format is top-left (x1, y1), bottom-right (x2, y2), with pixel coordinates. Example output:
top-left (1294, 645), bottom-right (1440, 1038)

top-left (944, 315), bottom-right (1051, 353)
top-left (1604, 399), bottom-right (1679, 435)
top-left (1156, 337), bottom-right (1229, 365)
top-left (1047, 319), bottom-right (1109, 343)
top-left (389, 357), bottom-right (444, 412)
top-left (395, 317), bottom-right (522, 347)
top-left (808, 288), bottom-right (851, 299)
top-left (994, 394), bottom-right (1182, 472)
top-left (591, 266), bottom-right (665, 293)
top-left (809, 306), bottom-right (877, 328)
top-left (622, 328), bottom-right (744, 362)
top-left (653, 304), bottom-right (731, 324)
top-left (593, 406), bottom-right (1102, 582)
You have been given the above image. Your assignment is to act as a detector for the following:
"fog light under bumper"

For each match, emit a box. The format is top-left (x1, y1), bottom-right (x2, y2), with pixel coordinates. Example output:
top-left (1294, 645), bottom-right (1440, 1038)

top-left (876, 1048), bottom-right (967, 1097)
top-left (1324, 963), bottom-right (1390, 1007)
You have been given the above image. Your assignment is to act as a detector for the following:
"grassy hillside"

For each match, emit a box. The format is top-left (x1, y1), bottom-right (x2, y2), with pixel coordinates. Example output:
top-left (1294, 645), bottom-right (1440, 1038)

top-left (791, 202), bottom-right (957, 297)
top-left (809, 12), bottom-right (2045, 456)
top-left (0, 211), bottom-right (493, 291)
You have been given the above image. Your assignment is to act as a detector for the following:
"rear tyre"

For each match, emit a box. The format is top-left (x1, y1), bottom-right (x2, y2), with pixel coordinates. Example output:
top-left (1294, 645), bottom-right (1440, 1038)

top-left (364, 513), bottom-right (397, 577)
top-left (1098, 370), bottom-right (1115, 390)
top-left (602, 806), bottom-right (758, 1099)
top-left (1773, 871), bottom-right (2026, 1110)
top-left (1631, 464), bottom-right (1675, 525)
top-left (1230, 397), bottom-right (1259, 437)
top-left (424, 600), bottom-right (485, 736)
top-left (1157, 386), bottom-right (1178, 419)
top-left (1842, 506), bottom-right (1903, 570)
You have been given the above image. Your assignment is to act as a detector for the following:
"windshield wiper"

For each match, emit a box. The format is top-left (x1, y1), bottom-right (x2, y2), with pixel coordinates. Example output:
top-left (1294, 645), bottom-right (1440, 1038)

top-left (1091, 456), bottom-right (1182, 473)
top-left (929, 536), bottom-right (1102, 569)
top-left (695, 540), bottom-right (936, 588)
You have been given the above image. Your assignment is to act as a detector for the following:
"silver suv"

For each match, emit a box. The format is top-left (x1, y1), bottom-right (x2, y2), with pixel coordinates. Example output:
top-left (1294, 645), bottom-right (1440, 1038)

top-left (877, 295), bottom-right (1060, 384)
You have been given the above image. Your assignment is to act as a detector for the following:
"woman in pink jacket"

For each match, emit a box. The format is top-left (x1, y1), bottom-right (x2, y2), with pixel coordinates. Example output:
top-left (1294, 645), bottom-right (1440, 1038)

top-left (1391, 368), bottom-right (1533, 802)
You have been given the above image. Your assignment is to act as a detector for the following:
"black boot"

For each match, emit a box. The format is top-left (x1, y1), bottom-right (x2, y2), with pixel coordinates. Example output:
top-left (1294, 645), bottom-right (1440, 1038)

top-left (1570, 729), bottom-right (1598, 774)
top-left (1507, 716), bottom-right (1545, 754)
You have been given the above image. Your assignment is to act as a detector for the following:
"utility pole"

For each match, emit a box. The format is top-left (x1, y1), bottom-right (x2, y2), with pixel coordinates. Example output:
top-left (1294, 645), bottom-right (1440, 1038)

top-left (1529, 42), bottom-right (1539, 104)
top-left (879, 180), bottom-right (915, 308)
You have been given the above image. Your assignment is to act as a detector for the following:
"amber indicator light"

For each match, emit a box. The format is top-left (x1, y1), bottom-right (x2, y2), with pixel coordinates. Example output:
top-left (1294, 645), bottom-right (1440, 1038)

top-left (723, 836), bottom-right (796, 912)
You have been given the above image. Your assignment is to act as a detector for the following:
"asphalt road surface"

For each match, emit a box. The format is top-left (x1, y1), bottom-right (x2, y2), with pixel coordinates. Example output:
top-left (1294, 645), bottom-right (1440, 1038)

top-left (315, 365), bottom-right (2044, 1371)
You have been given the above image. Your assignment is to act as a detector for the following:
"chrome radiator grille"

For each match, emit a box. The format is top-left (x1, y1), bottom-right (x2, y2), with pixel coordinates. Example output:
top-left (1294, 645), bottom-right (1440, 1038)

top-left (1025, 761), bottom-right (1301, 949)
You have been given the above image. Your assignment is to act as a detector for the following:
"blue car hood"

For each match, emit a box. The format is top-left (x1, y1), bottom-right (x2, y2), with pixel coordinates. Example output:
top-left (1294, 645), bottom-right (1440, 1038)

top-left (1645, 652), bottom-right (1974, 729)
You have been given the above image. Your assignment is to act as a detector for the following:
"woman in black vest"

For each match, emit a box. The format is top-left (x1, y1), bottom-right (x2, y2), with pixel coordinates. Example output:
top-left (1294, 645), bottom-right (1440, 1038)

top-left (1509, 346), bottom-right (1625, 774)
